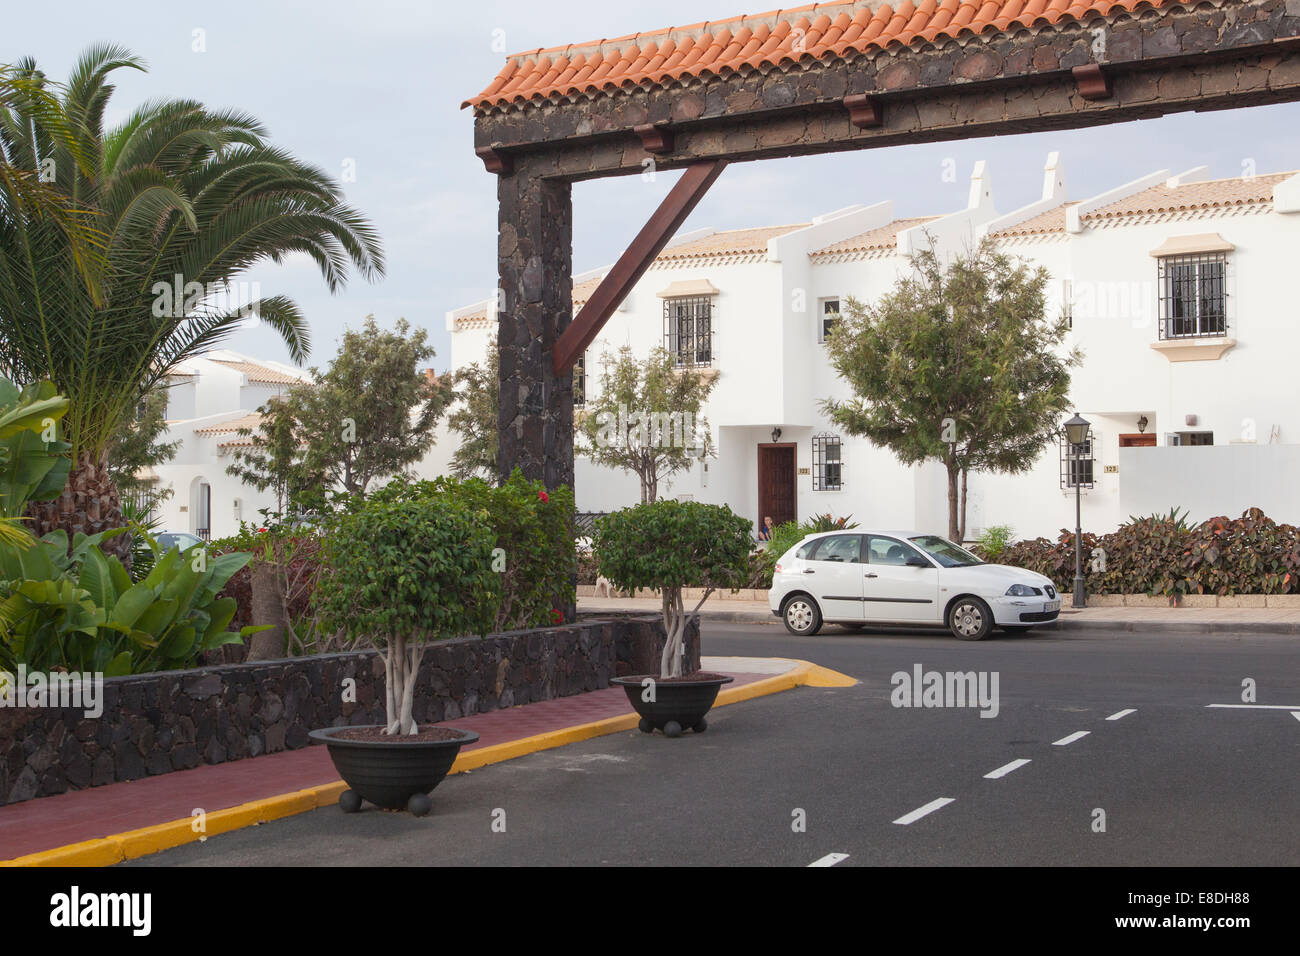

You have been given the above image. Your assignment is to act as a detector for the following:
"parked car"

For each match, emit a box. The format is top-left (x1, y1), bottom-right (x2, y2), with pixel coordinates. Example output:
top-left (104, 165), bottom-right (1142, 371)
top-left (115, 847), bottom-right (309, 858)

top-left (768, 529), bottom-right (1060, 640)
top-left (155, 531), bottom-right (204, 552)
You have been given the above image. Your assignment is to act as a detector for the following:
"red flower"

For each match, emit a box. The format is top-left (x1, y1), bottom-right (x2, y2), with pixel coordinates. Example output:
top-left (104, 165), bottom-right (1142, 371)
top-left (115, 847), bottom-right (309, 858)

top-left (538, 490), bottom-right (549, 503)
top-left (550, 608), bottom-right (563, 624)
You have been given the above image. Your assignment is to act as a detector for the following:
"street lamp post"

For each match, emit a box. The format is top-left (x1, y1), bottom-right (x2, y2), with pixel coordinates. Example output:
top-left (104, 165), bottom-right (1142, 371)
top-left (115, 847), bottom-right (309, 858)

top-left (1063, 413), bottom-right (1091, 609)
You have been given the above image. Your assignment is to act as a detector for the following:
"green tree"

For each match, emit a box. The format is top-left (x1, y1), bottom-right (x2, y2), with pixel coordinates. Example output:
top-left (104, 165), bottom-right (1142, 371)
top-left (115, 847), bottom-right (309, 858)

top-left (228, 316), bottom-right (449, 502)
top-left (822, 240), bottom-right (1080, 542)
top-left (578, 345), bottom-right (716, 503)
top-left (105, 388), bottom-right (179, 498)
top-left (225, 391), bottom-right (324, 515)
top-left (0, 46), bottom-right (384, 563)
top-left (446, 342), bottom-right (498, 480)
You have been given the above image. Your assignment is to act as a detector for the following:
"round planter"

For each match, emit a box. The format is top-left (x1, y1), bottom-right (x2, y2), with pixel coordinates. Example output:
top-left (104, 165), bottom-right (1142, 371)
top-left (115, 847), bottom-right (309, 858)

top-left (611, 674), bottom-right (734, 737)
top-left (308, 725), bottom-right (478, 814)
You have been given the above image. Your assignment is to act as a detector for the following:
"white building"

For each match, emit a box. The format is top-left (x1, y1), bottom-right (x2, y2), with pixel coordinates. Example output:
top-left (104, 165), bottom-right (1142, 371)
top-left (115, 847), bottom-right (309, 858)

top-left (445, 155), bottom-right (1300, 542)
top-left (146, 350), bottom-right (311, 539)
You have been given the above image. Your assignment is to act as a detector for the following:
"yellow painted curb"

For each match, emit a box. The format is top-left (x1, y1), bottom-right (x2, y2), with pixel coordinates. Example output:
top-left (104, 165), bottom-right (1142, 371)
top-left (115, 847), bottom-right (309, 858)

top-left (2, 657), bottom-right (853, 867)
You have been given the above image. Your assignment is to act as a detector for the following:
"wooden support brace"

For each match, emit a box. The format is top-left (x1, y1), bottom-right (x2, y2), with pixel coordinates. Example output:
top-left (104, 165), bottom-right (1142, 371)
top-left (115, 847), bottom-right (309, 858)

top-left (635, 123), bottom-right (675, 154)
top-left (1072, 63), bottom-right (1112, 100)
top-left (552, 159), bottom-right (728, 375)
top-left (844, 93), bottom-right (884, 129)
top-left (476, 145), bottom-right (513, 174)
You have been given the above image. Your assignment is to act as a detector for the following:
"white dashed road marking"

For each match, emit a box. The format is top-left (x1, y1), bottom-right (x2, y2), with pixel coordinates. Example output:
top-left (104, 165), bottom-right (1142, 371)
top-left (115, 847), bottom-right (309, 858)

top-left (1106, 709), bottom-right (1136, 721)
top-left (984, 758), bottom-right (1031, 779)
top-left (808, 853), bottom-right (849, 867)
top-left (1053, 731), bottom-right (1090, 746)
top-left (893, 798), bottom-right (955, 825)
top-left (1206, 703), bottom-right (1300, 709)
top-left (1293, 712), bottom-right (1300, 723)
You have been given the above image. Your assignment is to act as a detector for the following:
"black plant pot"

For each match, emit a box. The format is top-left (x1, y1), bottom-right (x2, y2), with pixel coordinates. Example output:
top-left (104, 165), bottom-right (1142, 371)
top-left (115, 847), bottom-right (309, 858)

top-left (309, 725), bottom-right (478, 815)
top-left (611, 675), bottom-right (734, 737)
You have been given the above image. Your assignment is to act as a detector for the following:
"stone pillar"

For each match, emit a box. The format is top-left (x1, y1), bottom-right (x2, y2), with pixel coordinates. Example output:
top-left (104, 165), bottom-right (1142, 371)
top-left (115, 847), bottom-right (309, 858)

top-left (496, 163), bottom-right (574, 492)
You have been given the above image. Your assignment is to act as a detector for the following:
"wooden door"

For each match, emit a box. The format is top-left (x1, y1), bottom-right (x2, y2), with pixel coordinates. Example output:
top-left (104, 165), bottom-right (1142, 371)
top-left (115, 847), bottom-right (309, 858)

top-left (757, 443), bottom-right (797, 529)
top-left (1118, 433), bottom-right (1156, 447)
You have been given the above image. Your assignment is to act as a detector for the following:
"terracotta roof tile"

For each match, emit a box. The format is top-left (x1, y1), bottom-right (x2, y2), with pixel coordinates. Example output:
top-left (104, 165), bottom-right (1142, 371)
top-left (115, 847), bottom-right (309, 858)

top-left (989, 202), bottom-right (1076, 237)
top-left (653, 223), bottom-right (810, 262)
top-left (810, 215), bottom-right (938, 257)
top-left (1085, 171), bottom-right (1294, 221)
top-left (210, 359), bottom-right (306, 385)
top-left (990, 171), bottom-right (1296, 238)
top-left (464, 0), bottom-right (1178, 110)
top-left (193, 412), bottom-right (263, 436)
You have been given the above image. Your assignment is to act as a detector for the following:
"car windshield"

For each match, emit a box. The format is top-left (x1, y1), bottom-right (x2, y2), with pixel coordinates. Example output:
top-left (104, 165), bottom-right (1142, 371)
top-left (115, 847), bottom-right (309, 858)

top-left (909, 535), bottom-right (983, 568)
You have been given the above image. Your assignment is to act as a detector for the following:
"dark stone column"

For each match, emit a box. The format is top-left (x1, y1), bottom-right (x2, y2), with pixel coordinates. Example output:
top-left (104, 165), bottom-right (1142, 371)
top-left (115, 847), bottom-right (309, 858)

top-left (496, 162), bottom-right (574, 493)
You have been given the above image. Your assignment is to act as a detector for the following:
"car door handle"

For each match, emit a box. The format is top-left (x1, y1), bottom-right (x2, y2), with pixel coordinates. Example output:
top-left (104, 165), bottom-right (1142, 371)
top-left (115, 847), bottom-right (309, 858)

top-left (864, 572), bottom-right (878, 578)
top-left (802, 569), bottom-right (816, 574)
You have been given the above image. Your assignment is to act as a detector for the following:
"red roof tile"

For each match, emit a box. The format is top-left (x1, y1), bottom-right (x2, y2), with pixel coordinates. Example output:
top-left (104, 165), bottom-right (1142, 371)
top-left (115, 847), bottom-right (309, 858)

top-left (464, 0), bottom-right (1177, 111)
top-left (810, 215), bottom-right (939, 257)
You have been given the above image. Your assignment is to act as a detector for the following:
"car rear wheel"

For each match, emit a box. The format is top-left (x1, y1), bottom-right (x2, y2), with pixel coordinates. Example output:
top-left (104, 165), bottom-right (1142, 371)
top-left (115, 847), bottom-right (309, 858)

top-left (948, 596), bottom-right (993, 641)
top-left (782, 595), bottom-right (822, 636)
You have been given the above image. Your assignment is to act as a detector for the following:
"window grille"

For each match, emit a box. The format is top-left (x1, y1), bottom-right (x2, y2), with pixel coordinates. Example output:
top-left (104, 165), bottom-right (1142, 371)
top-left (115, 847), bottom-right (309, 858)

top-left (664, 296), bottom-right (713, 367)
top-left (1158, 253), bottom-right (1227, 339)
top-left (812, 433), bottom-right (843, 490)
top-left (573, 354), bottom-right (586, 407)
top-left (1060, 429), bottom-right (1094, 490)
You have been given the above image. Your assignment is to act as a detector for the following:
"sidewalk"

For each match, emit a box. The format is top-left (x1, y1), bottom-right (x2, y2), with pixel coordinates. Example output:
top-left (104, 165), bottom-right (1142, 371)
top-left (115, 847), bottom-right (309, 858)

top-left (0, 656), bottom-right (849, 866)
top-left (579, 597), bottom-right (1300, 634)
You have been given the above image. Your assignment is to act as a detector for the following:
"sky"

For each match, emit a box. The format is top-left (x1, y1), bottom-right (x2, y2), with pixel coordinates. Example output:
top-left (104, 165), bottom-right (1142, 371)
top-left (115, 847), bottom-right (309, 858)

top-left (10, 0), bottom-right (1300, 373)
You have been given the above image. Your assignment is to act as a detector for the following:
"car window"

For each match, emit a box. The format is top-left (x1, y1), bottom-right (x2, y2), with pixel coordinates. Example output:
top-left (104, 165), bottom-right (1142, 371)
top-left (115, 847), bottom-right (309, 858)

top-left (908, 534), bottom-right (982, 568)
top-left (812, 534), bottom-right (862, 564)
top-left (795, 541), bottom-right (818, 560)
top-left (866, 535), bottom-right (928, 566)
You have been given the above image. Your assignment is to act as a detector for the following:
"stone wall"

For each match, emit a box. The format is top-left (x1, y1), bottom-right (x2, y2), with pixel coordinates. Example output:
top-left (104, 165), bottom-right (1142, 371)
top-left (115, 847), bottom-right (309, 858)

top-left (0, 613), bottom-right (698, 807)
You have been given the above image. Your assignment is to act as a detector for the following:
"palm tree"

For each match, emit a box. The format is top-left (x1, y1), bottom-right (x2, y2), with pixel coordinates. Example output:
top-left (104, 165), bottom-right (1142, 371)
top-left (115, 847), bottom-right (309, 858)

top-left (0, 46), bottom-right (384, 561)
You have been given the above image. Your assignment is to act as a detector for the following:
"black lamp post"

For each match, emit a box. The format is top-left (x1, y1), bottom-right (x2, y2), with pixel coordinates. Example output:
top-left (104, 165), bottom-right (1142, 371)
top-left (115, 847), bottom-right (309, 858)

top-left (1063, 412), bottom-right (1090, 609)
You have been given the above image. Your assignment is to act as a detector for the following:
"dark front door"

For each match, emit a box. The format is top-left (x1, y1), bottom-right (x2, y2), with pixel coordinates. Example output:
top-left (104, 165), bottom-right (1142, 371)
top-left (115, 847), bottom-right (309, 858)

top-left (757, 443), bottom-right (797, 529)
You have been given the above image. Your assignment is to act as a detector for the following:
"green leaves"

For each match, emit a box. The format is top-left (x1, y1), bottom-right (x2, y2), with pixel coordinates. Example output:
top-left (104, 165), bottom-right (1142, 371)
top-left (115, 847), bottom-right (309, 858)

top-left (316, 487), bottom-right (502, 647)
top-left (821, 240), bottom-right (1081, 536)
top-left (593, 500), bottom-right (753, 597)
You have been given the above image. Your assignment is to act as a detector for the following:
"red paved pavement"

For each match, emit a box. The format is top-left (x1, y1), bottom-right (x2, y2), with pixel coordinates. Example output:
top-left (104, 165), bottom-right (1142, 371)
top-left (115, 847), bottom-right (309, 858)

top-left (0, 672), bottom-right (766, 861)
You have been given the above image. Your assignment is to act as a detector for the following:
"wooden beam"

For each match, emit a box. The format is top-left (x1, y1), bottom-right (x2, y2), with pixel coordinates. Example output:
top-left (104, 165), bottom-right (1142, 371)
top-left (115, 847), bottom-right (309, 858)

top-left (1072, 64), bottom-right (1112, 101)
top-left (552, 159), bottom-right (727, 375)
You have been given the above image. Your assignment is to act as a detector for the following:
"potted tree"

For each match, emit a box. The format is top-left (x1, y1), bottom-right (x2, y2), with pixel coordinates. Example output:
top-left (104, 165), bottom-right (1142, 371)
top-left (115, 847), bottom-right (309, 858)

top-left (594, 500), bottom-right (752, 737)
top-left (310, 493), bottom-right (498, 815)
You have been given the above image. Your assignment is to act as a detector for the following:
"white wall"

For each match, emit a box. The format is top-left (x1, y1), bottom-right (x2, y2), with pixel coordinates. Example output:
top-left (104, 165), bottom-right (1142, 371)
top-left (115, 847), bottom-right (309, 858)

top-left (1120, 445), bottom-right (1300, 525)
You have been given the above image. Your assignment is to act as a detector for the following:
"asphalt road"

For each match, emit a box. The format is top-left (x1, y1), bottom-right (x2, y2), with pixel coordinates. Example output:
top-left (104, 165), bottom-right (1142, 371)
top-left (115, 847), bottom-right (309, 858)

top-left (130, 622), bottom-right (1299, 866)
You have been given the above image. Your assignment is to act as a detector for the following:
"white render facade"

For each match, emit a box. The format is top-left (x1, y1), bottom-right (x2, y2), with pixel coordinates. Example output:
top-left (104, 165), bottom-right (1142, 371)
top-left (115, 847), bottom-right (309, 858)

top-left (441, 155), bottom-right (1300, 542)
top-left (145, 350), bottom-right (312, 540)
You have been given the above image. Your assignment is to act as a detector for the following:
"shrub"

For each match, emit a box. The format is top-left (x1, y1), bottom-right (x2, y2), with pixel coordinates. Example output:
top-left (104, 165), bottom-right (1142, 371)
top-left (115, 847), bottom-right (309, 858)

top-left (974, 525), bottom-right (1015, 561)
top-left (803, 513), bottom-right (859, 532)
top-left (594, 500), bottom-right (752, 677)
top-left (316, 494), bottom-right (498, 734)
top-left (369, 469), bottom-right (577, 632)
top-left (992, 507), bottom-right (1300, 597)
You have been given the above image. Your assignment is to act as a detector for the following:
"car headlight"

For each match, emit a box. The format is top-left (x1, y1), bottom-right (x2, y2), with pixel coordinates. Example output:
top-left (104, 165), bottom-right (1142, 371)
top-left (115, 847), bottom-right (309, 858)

top-left (1005, 584), bottom-right (1043, 596)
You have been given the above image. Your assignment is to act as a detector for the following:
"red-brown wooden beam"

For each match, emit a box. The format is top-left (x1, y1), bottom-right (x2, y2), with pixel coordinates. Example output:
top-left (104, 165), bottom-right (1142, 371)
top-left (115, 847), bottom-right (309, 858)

top-left (552, 159), bottom-right (728, 375)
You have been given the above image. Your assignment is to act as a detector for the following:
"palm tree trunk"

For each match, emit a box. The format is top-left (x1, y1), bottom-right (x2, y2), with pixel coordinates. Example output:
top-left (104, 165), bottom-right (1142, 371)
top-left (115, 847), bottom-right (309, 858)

top-left (26, 450), bottom-right (132, 567)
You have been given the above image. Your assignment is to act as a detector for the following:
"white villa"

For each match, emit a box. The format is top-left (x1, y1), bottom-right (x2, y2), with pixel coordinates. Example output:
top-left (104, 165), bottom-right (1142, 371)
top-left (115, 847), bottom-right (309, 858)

top-left (144, 350), bottom-right (312, 539)
top-left (442, 154), bottom-right (1300, 542)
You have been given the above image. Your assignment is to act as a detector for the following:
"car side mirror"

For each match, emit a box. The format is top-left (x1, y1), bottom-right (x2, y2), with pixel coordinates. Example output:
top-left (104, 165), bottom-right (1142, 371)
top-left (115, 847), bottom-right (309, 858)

top-left (905, 556), bottom-right (930, 568)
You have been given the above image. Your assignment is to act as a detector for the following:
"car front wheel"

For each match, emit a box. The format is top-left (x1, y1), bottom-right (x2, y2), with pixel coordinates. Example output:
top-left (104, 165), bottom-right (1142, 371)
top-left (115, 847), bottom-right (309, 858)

top-left (782, 595), bottom-right (823, 636)
top-left (948, 596), bottom-right (993, 641)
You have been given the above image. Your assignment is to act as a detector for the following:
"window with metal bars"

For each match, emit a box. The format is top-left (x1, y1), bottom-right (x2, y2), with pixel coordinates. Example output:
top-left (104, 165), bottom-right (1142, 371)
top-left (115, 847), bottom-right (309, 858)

top-left (1158, 253), bottom-right (1227, 339)
top-left (812, 433), bottom-right (843, 490)
top-left (573, 353), bottom-right (585, 407)
top-left (664, 295), bottom-right (713, 367)
top-left (1059, 430), bottom-right (1094, 490)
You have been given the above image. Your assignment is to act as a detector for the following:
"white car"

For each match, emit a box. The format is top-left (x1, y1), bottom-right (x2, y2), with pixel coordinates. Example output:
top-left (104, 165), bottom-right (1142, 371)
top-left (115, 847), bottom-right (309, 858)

top-left (768, 530), bottom-right (1061, 640)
